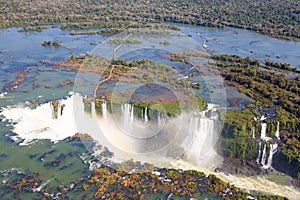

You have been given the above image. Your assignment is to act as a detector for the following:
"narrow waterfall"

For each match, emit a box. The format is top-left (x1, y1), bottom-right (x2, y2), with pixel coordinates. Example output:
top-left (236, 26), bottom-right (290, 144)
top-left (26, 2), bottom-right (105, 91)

top-left (260, 123), bottom-right (267, 139)
top-left (130, 104), bottom-right (134, 122)
top-left (275, 121), bottom-right (280, 139)
top-left (256, 142), bottom-right (262, 163)
top-left (144, 107), bottom-right (148, 123)
top-left (91, 101), bottom-right (96, 119)
top-left (266, 143), bottom-right (278, 168)
top-left (57, 101), bottom-right (61, 119)
top-left (252, 126), bottom-right (255, 139)
top-left (261, 144), bottom-right (267, 166)
top-left (50, 102), bottom-right (55, 119)
top-left (158, 113), bottom-right (162, 127)
top-left (101, 102), bottom-right (107, 120)
top-left (256, 121), bottom-right (280, 168)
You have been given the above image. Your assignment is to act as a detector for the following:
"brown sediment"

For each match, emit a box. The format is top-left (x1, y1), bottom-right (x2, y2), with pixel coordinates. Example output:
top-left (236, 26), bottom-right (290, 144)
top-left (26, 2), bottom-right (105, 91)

top-left (42, 59), bottom-right (84, 71)
top-left (59, 79), bottom-right (74, 87)
top-left (4, 70), bottom-right (27, 92)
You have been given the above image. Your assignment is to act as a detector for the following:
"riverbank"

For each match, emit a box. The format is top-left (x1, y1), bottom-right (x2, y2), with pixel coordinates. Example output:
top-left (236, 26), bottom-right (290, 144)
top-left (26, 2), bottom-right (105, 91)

top-left (169, 159), bottom-right (300, 200)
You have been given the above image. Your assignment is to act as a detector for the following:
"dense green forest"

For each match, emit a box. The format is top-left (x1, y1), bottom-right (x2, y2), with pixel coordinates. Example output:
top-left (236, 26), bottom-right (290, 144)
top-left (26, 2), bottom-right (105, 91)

top-left (211, 54), bottom-right (300, 180)
top-left (212, 54), bottom-right (300, 122)
top-left (0, 0), bottom-right (299, 40)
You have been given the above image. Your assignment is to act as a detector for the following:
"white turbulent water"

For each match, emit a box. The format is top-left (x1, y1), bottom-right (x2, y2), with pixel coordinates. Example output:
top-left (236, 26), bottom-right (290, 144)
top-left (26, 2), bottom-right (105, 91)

top-left (266, 143), bottom-right (278, 168)
top-left (1, 94), bottom-right (299, 199)
top-left (260, 123), bottom-right (267, 139)
top-left (144, 107), bottom-right (148, 123)
top-left (91, 101), bottom-right (96, 119)
top-left (256, 142), bottom-right (262, 163)
top-left (275, 121), bottom-right (280, 139)
top-left (169, 159), bottom-right (300, 200)
top-left (256, 120), bottom-right (280, 169)
top-left (252, 126), bottom-right (255, 139)
top-left (183, 117), bottom-right (215, 161)
top-left (0, 95), bottom-right (78, 145)
top-left (121, 103), bottom-right (134, 127)
top-left (130, 104), bottom-right (134, 122)
top-left (57, 101), bottom-right (61, 119)
top-left (101, 102), bottom-right (107, 120)
top-left (261, 144), bottom-right (267, 166)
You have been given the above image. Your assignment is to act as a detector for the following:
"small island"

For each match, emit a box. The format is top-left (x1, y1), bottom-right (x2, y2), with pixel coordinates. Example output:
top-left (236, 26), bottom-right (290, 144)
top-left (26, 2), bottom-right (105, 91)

top-left (41, 40), bottom-right (61, 47)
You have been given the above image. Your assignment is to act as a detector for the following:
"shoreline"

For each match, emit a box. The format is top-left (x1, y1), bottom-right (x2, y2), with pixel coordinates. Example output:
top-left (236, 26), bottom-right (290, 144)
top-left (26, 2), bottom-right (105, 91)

top-left (169, 159), bottom-right (300, 200)
top-left (1, 20), bottom-right (299, 42)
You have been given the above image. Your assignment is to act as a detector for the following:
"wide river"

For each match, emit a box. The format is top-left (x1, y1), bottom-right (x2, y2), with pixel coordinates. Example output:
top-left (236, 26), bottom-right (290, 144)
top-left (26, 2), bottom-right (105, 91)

top-left (0, 25), bottom-right (299, 199)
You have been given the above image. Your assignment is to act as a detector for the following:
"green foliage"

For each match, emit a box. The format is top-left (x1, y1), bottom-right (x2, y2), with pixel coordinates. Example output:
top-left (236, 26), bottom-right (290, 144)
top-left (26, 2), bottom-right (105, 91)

top-left (223, 138), bottom-right (259, 159)
top-left (1, 0), bottom-right (299, 41)
top-left (85, 166), bottom-right (278, 199)
top-left (213, 54), bottom-right (300, 177)
top-left (212, 54), bottom-right (300, 122)
top-left (222, 109), bottom-right (253, 138)
top-left (197, 97), bottom-right (207, 111)
top-left (281, 133), bottom-right (300, 163)
top-left (221, 109), bottom-right (260, 159)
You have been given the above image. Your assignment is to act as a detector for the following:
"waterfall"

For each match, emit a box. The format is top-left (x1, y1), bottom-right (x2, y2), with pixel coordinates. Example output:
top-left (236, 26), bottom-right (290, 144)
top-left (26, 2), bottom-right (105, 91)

top-left (275, 121), bottom-right (280, 139)
top-left (252, 126), bottom-right (255, 139)
top-left (130, 104), bottom-right (134, 122)
top-left (256, 142), bottom-right (262, 163)
top-left (266, 143), bottom-right (278, 168)
top-left (158, 113), bottom-right (162, 127)
top-left (101, 102), bottom-right (107, 120)
top-left (57, 101), bottom-right (61, 119)
top-left (261, 144), bottom-right (267, 166)
top-left (256, 121), bottom-right (280, 168)
top-left (144, 107), bottom-right (148, 123)
top-left (260, 123), bottom-right (267, 139)
top-left (121, 104), bottom-right (134, 129)
top-left (91, 101), bottom-right (96, 119)
top-left (183, 115), bottom-right (215, 161)
top-left (1, 94), bottom-right (80, 145)
top-left (50, 102), bottom-right (55, 119)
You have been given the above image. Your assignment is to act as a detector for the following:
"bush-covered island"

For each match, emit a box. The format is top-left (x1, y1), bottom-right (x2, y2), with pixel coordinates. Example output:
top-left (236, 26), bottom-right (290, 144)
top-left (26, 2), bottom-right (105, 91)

top-left (0, 0), bottom-right (299, 41)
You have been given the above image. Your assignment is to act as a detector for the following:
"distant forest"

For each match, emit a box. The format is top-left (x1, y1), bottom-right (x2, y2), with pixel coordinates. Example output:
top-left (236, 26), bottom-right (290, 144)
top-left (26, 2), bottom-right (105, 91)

top-left (0, 0), bottom-right (299, 40)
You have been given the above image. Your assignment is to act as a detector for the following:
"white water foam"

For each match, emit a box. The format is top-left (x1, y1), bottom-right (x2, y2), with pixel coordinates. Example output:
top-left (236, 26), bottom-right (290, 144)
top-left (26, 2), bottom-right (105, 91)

top-left (1, 95), bottom-right (78, 145)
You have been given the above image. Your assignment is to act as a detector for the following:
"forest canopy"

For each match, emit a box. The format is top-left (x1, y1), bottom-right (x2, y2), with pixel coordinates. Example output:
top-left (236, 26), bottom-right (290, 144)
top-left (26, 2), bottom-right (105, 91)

top-left (0, 0), bottom-right (299, 41)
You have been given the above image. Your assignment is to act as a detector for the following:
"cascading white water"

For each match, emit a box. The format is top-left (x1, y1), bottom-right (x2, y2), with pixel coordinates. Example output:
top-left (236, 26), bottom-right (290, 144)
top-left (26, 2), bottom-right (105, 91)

top-left (1, 94), bottom-right (78, 145)
top-left (101, 102), bottom-right (107, 120)
top-left (121, 104), bottom-right (134, 130)
top-left (256, 142), bottom-right (262, 163)
top-left (266, 143), bottom-right (278, 168)
top-left (91, 101), bottom-right (96, 119)
top-left (275, 121), bottom-right (280, 139)
top-left (261, 144), bottom-right (267, 166)
top-left (130, 104), bottom-right (134, 122)
top-left (260, 123), bottom-right (267, 139)
top-left (256, 120), bottom-right (280, 168)
top-left (50, 102), bottom-right (55, 119)
top-left (57, 101), bottom-right (61, 119)
top-left (158, 113), bottom-right (162, 127)
top-left (183, 113), bottom-right (215, 162)
top-left (252, 126), bottom-right (255, 139)
top-left (144, 107), bottom-right (148, 123)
